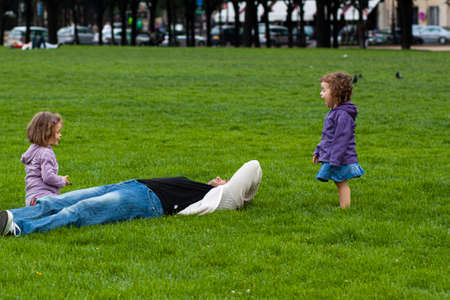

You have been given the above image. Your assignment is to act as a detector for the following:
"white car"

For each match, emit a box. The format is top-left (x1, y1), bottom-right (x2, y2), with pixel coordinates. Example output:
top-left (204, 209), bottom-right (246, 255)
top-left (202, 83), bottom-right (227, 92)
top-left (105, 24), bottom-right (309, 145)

top-left (94, 26), bottom-right (150, 45)
top-left (161, 34), bottom-right (206, 47)
top-left (414, 25), bottom-right (450, 44)
top-left (258, 25), bottom-right (289, 47)
top-left (7, 26), bottom-right (47, 46)
top-left (57, 25), bottom-right (95, 45)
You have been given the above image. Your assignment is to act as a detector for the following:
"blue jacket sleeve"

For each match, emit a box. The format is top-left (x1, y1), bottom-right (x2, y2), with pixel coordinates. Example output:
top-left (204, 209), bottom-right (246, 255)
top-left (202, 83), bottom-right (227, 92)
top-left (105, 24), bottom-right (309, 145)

top-left (329, 111), bottom-right (353, 166)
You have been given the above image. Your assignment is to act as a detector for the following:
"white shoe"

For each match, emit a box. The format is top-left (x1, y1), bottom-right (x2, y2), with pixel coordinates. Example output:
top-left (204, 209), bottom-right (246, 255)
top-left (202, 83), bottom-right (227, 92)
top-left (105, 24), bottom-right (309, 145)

top-left (1, 211), bottom-right (21, 237)
top-left (0, 210), bottom-right (12, 235)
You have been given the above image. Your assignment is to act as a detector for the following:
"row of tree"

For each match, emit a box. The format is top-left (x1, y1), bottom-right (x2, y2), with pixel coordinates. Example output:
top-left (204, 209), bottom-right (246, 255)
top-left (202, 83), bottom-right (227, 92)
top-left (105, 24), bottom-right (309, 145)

top-left (0, 0), bottom-right (415, 49)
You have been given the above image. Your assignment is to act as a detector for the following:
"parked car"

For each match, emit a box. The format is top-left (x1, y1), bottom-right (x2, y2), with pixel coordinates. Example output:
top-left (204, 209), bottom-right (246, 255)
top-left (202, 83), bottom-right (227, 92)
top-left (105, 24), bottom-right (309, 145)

top-left (413, 25), bottom-right (449, 44)
top-left (293, 25), bottom-right (315, 40)
top-left (337, 24), bottom-right (358, 45)
top-left (161, 33), bottom-right (206, 46)
top-left (259, 24), bottom-right (289, 47)
top-left (136, 32), bottom-right (151, 45)
top-left (379, 28), bottom-right (424, 45)
top-left (339, 25), bottom-right (423, 45)
top-left (412, 24), bottom-right (426, 36)
top-left (367, 30), bottom-right (389, 45)
top-left (94, 26), bottom-right (151, 45)
top-left (93, 26), bottom-right (118, 44)
top-left (7, 26), bottom-right (47, 46)
top-left (211, 25), bottom-right (241, 46)
top-left (57, 25), bottom-right (95, 45)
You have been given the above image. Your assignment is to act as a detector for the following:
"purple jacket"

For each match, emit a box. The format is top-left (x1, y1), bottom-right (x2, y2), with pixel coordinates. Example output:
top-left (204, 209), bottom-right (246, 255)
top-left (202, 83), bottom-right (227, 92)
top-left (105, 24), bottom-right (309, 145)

top-left (21, 144), bottom-right (66, 206)
top-left (314, 101), bottom-right (359, 166)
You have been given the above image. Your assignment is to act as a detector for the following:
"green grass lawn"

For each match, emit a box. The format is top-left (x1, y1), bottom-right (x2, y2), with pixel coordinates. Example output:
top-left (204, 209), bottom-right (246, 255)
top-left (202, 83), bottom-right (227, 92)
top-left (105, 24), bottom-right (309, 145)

top-left (0, 46), bottom-right (448, 298)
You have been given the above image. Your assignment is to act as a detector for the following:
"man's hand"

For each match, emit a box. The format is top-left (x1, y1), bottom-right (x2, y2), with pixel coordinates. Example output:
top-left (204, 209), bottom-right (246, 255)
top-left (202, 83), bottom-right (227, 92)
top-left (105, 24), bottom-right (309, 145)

top-left (312, 155), bottom-right (318, 164)
top-left (208, 177), bottom-right (227, 187)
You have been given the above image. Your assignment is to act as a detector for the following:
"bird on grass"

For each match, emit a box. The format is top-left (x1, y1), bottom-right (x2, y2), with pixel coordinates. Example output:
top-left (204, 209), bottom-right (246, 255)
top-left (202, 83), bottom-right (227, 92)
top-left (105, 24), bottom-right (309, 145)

top-left (352, 74), bottom-right (358, 83)
top-left (396, 72), bottom-right (403, 79)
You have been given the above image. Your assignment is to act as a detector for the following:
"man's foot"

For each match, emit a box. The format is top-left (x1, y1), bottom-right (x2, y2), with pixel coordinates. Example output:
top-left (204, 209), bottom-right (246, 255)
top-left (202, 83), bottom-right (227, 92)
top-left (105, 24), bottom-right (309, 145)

top-left (0, 211), bottom-right (21, 237)
top-left (0, 211), bottom-right (12, 235)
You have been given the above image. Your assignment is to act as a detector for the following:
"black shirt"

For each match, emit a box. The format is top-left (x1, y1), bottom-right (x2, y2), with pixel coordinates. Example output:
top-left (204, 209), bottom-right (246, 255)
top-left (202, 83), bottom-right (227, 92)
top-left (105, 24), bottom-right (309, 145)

top-left (137, 177), bottom-right (214, 215)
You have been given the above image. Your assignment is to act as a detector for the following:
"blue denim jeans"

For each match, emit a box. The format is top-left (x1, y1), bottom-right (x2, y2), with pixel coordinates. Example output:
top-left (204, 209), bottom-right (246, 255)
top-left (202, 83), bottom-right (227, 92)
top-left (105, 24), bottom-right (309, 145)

top-left (10, 180), bottom-right (164, 235)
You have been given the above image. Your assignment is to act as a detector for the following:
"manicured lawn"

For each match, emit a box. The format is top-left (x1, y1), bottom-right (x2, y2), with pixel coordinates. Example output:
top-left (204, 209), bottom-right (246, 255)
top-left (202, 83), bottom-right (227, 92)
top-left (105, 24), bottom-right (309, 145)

top-left (0, 46), bottom-right (448, 298)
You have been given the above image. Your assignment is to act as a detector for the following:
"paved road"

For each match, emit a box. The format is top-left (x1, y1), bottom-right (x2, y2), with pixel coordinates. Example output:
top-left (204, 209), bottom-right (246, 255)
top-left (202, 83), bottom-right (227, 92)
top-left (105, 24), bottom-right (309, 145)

top-left (368, 45), bottom-right (450, 51)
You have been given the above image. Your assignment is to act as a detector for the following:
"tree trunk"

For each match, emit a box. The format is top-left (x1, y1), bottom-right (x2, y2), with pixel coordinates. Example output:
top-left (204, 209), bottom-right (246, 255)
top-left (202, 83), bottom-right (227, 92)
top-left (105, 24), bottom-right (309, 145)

top-left (315, 0), bottom-right (330, 47)
top-left (252, 1), bottom-right (260, 47)
top-left (96, 0), bottom-right (104, 45)
top-left (331, 0), bottom-right (339, 48)
top-left (0, 1), bottom-right (4, 46)
top-left (151, 0), bottom-right (157, 34)
top-left (243, 0), bottom-right (254, 47)
top-left (77, 1), bottom-right (82, 26)
top-left (286, 0), bottom-right (294, 48)
top-left (232, 0), bottom-right (241, 47)
top-left (46, 0), bottom-right (59, 44)
top-left (167, 0), bottom-right (174, 46)
top-left (205, 7), bottom-right (212, 46)
top-left (145, 0), bottom-right (158, 34)
top-left (189, 0), bottom-right (195, 47)
top-left (119, 0), bottom-right (128, 45)
top-left (262, 1), bottom-right (271, 48)
top-left (296, 0), bottom-right (306, 47)
top-left (64, 0), bottom-right (70, 26)
top-left (25, 0), bottom-right (33, 43)
top-left (204, 0), bottom-right (218, 46)
top-left (72, 0), bottom-right (80, 44)
top-left (130, 0), bottom-right (138, 46)
top-left (109, 0), bottom-right (116, 45)
top-left (82, 0), bottom-right (88, 25)
top-left (357, 1), bottom-right (366, 49)
top-left (399, 0), bottom-right (413, 49)
top-left (184, 0), bottom-right (193, 46)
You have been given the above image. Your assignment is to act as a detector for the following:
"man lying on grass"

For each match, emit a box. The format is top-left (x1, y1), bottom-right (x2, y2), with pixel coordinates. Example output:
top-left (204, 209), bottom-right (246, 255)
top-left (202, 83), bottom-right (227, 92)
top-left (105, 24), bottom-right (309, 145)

top-left (0, 160), bottom-right (262, 237)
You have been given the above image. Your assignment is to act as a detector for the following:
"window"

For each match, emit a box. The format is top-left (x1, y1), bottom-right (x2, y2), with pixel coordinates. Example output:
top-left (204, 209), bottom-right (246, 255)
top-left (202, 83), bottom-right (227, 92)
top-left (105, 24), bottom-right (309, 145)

top-left (427, 6), bottom-right (439, 25)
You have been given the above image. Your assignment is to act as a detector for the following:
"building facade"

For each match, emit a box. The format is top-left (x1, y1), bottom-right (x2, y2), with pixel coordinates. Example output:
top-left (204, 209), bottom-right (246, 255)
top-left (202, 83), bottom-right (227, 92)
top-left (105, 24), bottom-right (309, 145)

top-left (377, 0), bottom-right (449, 29)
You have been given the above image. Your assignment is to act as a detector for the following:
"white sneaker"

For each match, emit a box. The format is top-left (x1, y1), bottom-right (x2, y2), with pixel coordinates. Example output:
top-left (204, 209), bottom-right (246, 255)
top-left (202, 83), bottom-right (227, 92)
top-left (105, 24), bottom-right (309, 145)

top-left (0, 211), bottom-right (12, 235)
top-left (1, 211), bottom-right (21, 237)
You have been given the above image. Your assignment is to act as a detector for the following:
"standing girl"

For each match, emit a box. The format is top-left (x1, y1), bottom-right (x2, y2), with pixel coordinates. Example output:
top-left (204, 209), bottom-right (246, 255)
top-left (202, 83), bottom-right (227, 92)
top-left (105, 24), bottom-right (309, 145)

top-left (313, 72), bottom-right (364, 208)
top-left (21, 112), bottom-right (71, 206)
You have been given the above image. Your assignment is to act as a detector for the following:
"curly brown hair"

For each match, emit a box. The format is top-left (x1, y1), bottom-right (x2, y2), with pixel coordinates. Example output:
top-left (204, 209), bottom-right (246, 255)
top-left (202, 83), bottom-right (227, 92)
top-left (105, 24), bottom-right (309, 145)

top-left (320, 72), bottom-right (353, 106)
top-left (27, 112), bottom-right (62, 146)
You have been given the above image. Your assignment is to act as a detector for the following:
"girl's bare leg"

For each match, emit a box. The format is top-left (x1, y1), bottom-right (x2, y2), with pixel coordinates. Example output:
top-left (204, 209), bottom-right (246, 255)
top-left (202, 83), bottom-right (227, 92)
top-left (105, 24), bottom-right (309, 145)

top-left (335, 180), bottom-right (351, 208)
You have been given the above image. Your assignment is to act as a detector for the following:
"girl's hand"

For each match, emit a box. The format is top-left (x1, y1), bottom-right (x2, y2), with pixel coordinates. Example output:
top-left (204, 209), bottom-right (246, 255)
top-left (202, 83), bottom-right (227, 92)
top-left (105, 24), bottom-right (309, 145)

top-left (64, 175), bottom-right (72, 186)
top-left (312, 155), bottom-right (318, 164)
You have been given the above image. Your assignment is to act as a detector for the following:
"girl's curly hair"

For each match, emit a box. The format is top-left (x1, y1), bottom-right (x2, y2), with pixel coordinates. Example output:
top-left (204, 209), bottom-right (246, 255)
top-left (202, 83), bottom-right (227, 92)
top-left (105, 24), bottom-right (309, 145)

top-left (320, 72), bottom-right (353, 106)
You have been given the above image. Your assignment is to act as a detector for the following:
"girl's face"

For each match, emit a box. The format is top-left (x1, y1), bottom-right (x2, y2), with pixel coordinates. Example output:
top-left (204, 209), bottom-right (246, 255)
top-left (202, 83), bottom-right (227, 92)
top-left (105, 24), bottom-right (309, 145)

top-left (320, 82), bottom-right (335, 108)
top-left (48, 122), bottom-right (62, 146)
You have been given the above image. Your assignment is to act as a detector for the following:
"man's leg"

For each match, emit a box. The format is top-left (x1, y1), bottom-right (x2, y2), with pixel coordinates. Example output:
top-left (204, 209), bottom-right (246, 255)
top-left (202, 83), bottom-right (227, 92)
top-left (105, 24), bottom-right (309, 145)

top-left (10, 184), bottom-right (112, 224)
top-left (18, 180), bottom-right (163, 234)
top-left (219, 160), bottom-right (262, 210)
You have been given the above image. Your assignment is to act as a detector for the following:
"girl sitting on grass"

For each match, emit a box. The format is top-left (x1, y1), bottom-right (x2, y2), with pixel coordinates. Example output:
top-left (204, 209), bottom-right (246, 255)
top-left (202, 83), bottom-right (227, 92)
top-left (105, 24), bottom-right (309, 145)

top-left (313, 72), bottom-right (364, 208)
top-left (21, 112), bottom-right (71, 206)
